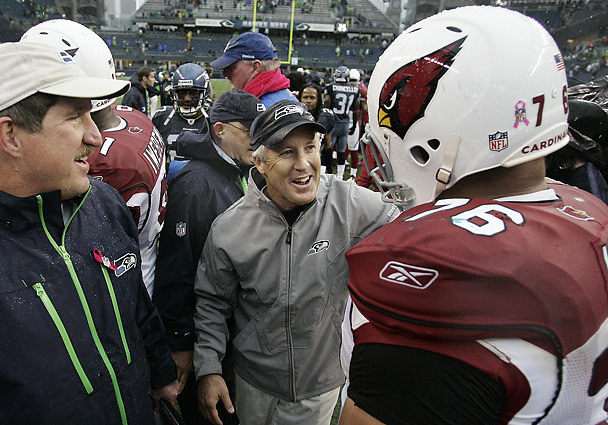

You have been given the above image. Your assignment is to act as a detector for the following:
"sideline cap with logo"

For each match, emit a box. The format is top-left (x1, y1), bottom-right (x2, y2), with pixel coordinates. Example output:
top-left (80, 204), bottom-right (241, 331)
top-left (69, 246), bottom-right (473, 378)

top-left (0, 41), bottom-right (130, 111)
top-left (250, 99), bottom-right (325, 150)
top-left (209, 89), bottom-right (266, 128)
top-left (210, 32), bottom-right (277, 70)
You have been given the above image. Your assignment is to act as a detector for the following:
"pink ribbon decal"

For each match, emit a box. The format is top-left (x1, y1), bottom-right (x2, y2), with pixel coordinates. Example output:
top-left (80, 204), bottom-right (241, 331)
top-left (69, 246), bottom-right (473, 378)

top-left (93, 248), bottom-right (118, 272)
top-left (513, 101), bottom-right (530, 129)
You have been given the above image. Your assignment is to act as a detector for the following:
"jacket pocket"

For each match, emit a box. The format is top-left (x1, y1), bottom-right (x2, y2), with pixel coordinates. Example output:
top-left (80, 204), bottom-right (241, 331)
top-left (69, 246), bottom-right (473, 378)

top-left (232, 308), bottom-right (267, 356)
top-left (31, 282), bottom-right (94, 394)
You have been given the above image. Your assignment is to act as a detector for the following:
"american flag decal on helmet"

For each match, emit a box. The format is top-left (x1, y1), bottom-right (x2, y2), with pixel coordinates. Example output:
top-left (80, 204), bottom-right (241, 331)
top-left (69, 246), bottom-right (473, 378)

top-left (554, 53), bottom-right (565, 71)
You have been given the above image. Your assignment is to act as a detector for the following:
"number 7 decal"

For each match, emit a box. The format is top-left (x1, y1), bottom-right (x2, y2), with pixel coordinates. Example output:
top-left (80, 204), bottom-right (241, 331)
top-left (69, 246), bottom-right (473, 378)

top-left (533, 94), bottom-right (544, 127)
top-left (532, 85), bottom-right (568, 127)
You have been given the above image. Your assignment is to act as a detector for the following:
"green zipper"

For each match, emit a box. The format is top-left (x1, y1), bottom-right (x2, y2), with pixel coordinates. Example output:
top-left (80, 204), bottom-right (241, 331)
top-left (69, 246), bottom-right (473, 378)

top-left (99, 264), bottom-right (131, 364)
top-left (32, 282), bottom-right (93, 394)
top-left (36, 191), bottom-right (129, 425)
top-left (239, 176), bottom-right (248, 195)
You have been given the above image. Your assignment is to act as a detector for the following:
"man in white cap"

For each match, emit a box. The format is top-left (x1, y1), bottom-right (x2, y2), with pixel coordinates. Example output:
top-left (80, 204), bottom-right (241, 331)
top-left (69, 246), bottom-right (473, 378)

top-left (0, 40), bottom-right (179, 424)
top-left (21, 19), bottom-right (169, 297)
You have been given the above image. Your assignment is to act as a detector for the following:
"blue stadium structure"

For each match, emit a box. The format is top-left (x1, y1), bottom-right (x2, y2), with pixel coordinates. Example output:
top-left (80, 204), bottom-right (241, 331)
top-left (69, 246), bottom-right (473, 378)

top-left (0, 0), bottom-right (605, 81)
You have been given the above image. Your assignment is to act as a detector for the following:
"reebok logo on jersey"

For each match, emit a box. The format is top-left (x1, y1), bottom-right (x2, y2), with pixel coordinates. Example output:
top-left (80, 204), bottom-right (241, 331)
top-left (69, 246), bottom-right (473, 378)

top-left (379, 261), bottom-right (438, 289)
top-left (308, 240), bottom-right (330, 255)
top-left (114, 253), bottom-right (137, 277)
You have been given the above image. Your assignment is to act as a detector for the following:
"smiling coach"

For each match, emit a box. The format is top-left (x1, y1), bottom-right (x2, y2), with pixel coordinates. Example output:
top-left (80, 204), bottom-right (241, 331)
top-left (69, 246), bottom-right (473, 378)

top-left (193, 99), bottom-right (397, 425)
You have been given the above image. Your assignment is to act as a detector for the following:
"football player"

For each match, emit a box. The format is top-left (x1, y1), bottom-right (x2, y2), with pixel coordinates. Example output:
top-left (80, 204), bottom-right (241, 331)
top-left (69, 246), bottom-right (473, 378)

top-left (325, 65), bottom-right (360, 179)
top-left (152, 63), bottom-right (210, 181)
top-left (346, 68), bottom-right (362, 180)
top-left (340, 6), bottom-right (608, 425)
top-left (22, 20), bottom-right (168, 297)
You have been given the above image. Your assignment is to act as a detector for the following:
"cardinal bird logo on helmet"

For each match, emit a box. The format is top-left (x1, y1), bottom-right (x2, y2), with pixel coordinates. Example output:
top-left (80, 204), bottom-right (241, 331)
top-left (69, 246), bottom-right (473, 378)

top-left (378, 37), bottom-right (467, 139)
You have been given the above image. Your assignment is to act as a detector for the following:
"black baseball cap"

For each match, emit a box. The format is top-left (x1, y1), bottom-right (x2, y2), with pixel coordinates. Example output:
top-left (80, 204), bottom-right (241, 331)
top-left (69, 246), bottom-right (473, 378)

top-left (209, 89), bottom-right (266, 128)
top-left (250, 100), bottom-right (326, 150)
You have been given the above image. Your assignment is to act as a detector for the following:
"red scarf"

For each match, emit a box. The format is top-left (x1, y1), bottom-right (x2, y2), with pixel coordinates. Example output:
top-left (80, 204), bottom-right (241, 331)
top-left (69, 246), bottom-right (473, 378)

top-left (243, 68), bottom-right (291, 98)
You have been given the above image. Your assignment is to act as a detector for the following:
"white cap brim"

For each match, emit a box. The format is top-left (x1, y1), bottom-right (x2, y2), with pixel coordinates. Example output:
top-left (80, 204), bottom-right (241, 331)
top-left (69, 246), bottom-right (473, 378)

top-left (39, 76), bottom-right (129, 101)
top-left (0, 41), bottom-right (130, 111)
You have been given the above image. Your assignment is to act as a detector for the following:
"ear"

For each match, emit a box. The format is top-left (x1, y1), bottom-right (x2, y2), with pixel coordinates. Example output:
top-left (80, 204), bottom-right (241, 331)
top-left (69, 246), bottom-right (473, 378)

top-left (254, 155), bottom-right (265, 175)
top-left (213, 122), bottom-right (224, 140)
top-left (251, 60), bottom-right (263, 77)
top-left (0, 117), bottom-right (21, 158)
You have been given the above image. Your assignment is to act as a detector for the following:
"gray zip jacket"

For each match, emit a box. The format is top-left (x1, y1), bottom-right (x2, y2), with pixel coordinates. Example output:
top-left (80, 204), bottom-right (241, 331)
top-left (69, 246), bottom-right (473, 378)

top-left (193, 171), bottom-right (396, 401)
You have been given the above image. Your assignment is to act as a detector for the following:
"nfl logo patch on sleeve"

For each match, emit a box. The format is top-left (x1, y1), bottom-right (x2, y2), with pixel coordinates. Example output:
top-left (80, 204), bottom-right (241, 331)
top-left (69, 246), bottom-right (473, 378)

top-left (176, 222), bottom-right (187, 237)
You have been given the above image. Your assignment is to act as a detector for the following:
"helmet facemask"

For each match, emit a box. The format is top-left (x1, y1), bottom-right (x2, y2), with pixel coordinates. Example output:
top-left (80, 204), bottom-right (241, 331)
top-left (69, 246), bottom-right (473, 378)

top-left (171, 63), bottom-right (210, 119)
top-left (361, 124), bottom-right (416, 210)
top-left (173, 87), bottom-right (208, 118)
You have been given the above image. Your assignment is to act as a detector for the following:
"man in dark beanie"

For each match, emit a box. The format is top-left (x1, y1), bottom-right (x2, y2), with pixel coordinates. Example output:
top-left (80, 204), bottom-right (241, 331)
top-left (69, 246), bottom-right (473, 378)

top-left (155, 89), bottom-right (265, 425)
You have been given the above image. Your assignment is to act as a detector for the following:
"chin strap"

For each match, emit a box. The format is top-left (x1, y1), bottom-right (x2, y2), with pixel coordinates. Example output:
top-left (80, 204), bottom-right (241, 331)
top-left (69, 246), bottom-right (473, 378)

top-left (433, 134), bottom-right (461, 200)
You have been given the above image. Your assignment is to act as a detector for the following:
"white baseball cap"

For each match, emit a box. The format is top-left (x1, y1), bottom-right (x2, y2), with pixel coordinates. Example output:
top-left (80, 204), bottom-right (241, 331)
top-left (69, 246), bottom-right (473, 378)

top-left (0, 41), bottom-right (130, 111)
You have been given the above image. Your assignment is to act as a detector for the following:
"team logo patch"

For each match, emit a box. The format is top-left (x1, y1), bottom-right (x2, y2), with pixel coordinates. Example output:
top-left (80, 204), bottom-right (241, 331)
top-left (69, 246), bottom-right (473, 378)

top-left (513, 101), bottom-right (530, 129)
top-left (275, 104), bottom-right (304, 120)
top-left (379, 261), bottom-right (438, 290)
top-left (58, 50), bottom-right (74, 63)
top-left (176, 222), bottom-right (187, 237)
top-left (114, 253), bottom-right (137, 277)
top-left (558, 206), bottom-right (593, 221)
top-left (308, 240), bottom-right (330, 255)
top-left (128, 126), bottom-right (142, 134)
top-left (489, 131), bottom-right (509, 152)
top-left (377, 37), bottom-right (466, 139)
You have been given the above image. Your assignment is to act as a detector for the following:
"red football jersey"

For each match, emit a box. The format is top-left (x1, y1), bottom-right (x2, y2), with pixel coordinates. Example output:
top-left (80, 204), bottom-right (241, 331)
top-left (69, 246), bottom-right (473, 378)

top-left (88, 104), bottom-right (167, 296)
top-left (347, 184), bottom-right (608, 424)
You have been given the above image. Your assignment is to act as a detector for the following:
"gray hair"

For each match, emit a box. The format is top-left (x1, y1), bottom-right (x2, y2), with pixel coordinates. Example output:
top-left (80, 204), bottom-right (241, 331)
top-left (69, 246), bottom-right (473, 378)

top-left (260, 58), bottom-right (281, 72)
top-left (252, 131), bottom-right (320, 163)
top-left (252, 144), bottom-right (268, 162)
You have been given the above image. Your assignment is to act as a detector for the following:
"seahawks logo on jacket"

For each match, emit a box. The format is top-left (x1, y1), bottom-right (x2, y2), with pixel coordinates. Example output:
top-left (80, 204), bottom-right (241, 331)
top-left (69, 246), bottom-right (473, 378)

top-left (308, 240), bottom-right (330, 255)
top-left (114, 253), bottom-right (137, 277)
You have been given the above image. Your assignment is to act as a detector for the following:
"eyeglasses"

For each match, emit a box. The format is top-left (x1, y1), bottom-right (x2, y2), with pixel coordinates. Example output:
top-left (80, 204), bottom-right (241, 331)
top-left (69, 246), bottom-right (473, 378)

top-left (224, 122), bottom-right (250, 136)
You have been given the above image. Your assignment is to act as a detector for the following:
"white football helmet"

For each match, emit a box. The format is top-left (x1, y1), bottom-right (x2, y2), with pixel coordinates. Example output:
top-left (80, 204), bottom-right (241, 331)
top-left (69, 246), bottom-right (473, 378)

top-left (21, 19), bottom-right (120, 112)
top-left (363, 6), bottom-right (569, 209)
top-left (349, 68), bottom-right (361, 82)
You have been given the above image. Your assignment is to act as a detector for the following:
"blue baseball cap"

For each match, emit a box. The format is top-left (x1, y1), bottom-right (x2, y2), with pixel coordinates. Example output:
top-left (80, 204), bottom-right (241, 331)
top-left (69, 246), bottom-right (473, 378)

top-left (211, 32), bottom-right (277, 69)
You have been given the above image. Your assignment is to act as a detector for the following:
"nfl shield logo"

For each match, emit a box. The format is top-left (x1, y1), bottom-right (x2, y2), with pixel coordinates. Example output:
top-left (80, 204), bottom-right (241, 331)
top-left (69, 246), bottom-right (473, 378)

top-left (489, 131), bottom-right (508, 152)
top-left (176, 222), bottom-right (187, 237)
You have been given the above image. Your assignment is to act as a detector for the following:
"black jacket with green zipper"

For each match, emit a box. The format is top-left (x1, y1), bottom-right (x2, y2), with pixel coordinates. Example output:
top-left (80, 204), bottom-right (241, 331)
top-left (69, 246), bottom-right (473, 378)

top-left (0, 178), bottom-right (176, 425)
